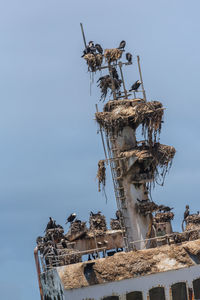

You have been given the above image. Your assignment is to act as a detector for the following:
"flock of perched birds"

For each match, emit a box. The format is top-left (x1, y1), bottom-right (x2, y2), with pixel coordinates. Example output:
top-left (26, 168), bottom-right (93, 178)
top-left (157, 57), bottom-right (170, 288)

top-left (81, 40), bottom-right (142, 101)
top-left (36, 205), bottom-right (197, 268)
top-left (36, 211), bottom-right (122, 267)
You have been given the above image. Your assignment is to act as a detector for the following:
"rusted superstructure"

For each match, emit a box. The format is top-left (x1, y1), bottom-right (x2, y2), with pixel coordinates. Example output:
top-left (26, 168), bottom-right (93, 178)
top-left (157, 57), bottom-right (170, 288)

top-left (34, 31), bottom-right (200, 300)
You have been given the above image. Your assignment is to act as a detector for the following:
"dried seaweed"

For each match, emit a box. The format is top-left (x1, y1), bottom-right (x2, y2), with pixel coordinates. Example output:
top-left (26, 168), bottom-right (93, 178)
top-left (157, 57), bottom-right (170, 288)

top-left (89, 212), bottom-right (107, 232)
top-left (97, 75), bottom-right (122, 101)
top-left (154, 212), bottom-right (174, 223)
top-left (96, 100), bottom-right (164, 145)
top-left (120, 143), bottom-right (175, 186)
top-left (110, 219), bottom-right (121, 230)
top-left (186, 214), bottom-right (200, 224)
top-left (97, 160), bottom-right (106, 192)
top-left (136, 201), bottom-right (158, 216)
top-left (84, 53), bottom-right (103, 72)
top-left (104, 48), bottom-right (123, 63)
top-left (70, 220), bottom-right (87, 235)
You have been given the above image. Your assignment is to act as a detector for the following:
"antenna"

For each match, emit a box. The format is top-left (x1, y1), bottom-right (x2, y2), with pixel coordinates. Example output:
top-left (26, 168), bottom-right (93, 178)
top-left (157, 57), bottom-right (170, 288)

top-left (80, 23), bottom-right (87, 48)
top-left (80, 27), bottom-right (144, 102)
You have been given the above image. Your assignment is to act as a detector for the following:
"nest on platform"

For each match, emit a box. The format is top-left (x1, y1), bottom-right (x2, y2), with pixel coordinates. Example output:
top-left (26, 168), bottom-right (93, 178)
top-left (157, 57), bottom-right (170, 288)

top-left (45, 228), bottom-right (65, 244)
top-left (97, 160), bottom-right (106, 192)
top-left (84, 53), bottom-right (103, 72)
top-left (89, 212), bottom-right (107, 232)
top-left (104, 48), bottom-right (123, 63)
top-left (70, 220), bottom-right (87, 235)
top-left (154, 212), bottom-right (174, 223)
top-left (96, 100), bottom-right (164, 145)
top-left (136, 201), bottom-right (158, 216)
top-left (58, 248), bottom-right (81, 266)
top-left (97, 75), bottom-right (122, 101)
top-left (173, 232), bottom-right (189, 244)
top-left (110, 219), bottom-right (121, 230)
top-left (119, 143), bottom-right (175, 186)
top-left (186, 214), bottom-right (200, 225)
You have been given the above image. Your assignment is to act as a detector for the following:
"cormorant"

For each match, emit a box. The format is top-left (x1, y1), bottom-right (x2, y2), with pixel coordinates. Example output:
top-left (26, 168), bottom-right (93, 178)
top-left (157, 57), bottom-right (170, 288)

top-left (45, 217), bottom-right (56, 232)
top-left (184, 205), bottom-right (190, 220)
top-left (88, 41), bottom-right (94, 48)
top-left (95, 43), bottom-right (103, 54)
top-left (111, 67), bottom-right (119, 80)
top-left (129, 80), bottom-right (141, 92)
top-left (65, 213), bottom-right (76, 224)
top-left (118, 40), bottom-right (126, 50)
top-left (88, 41), bottom-right (96, 53)
top-left (126, 52), bottom-right (132, 63)
top-left (115, 210), bottom-right (122, 220)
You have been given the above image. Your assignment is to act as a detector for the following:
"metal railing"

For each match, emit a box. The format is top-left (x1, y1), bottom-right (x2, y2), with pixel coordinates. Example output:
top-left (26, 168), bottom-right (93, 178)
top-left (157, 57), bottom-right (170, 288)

top-left (36, 227), bottom-right (200, 275)
top-left (130, 227), bottom-right (200, 248)
top-left (39, 246), bottom-right (108, 272)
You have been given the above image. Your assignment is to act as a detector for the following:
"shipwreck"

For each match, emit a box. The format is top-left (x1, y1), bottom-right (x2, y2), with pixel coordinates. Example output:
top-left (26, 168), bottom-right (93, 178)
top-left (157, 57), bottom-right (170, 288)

top-left (34, 26), bottom-right (200, 300)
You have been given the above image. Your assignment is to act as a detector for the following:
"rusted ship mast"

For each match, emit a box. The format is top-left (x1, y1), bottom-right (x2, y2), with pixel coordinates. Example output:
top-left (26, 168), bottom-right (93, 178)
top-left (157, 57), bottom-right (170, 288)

top-left (34, 26), bottom-right (200, 300)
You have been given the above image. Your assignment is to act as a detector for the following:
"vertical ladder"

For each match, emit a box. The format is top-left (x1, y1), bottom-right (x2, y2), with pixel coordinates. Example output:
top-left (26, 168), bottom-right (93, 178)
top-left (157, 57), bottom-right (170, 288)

top-left (105, 134), bottom-right (131, 252)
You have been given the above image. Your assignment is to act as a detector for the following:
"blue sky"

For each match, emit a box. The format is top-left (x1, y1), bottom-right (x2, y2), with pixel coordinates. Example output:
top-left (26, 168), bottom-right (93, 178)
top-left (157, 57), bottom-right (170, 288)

top-left (1, 0), bottom-right (200, 299)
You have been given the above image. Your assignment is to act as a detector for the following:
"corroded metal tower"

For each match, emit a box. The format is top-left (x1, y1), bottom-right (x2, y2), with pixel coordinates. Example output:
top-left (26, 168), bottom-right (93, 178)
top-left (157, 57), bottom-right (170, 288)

top-left (96, 99), bottom-right (175, 250)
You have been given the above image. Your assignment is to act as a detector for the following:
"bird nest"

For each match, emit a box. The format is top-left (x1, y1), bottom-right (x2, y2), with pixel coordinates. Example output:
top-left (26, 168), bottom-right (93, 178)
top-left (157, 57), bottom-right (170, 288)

top-left (119, 143), bottom-right (175, 186)
top-left (104, 48), bottom-right (123, 63)
top-left (186, 214), bottom-right (200, 224)
top-left (110, 219), bottom-right (121, 230)
top-left (136, 201), bottom-right (158, 216)
top-left (97, 75), bottom-right (122, 101)
top-left (57, 248), bottom-right (81, 266)
top-left (173, 232), bottom-right (189, 243)
top-left (97, 160), bottom-right (106, 192)
top-left (70, 220), bottom-right (87, 235)
top-left (89, 213), bottom-right (107, 232)
top-left (184, 215), bottom-right (200, 241)
top-left (84, 53), bottom-right (103, 72)
top-left (154, 212), bottom-right (174, 223)
top-left (120, 143), bottom-right (175, 166)
top-left (96, 100), bottom-right (164, 145)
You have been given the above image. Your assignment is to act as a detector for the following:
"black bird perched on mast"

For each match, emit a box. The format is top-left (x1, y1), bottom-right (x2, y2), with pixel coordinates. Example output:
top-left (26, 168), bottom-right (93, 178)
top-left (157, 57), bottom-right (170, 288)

top-left (45, 217), bottom-right (56, 232)
top-left (126, 52), bottom-right (132, 64)
top-left (111, 67), bottom-right (119, 80)
top-left (95, 43), bottom-right (103, 54)
top-left (116, 210), bottom-right (122, 220)
top-left (81, 46), bottom-right (90, 57)
top-left (88, 41), bottom-right (96, 54)
top-left (65, 213), bottom-right (76, 224)
top-left (184, 205), bottom-right (190, 220)
top-left (129, 80), bottom-right (141, 92)
top-left (118, 40), bottom-right (126, 50)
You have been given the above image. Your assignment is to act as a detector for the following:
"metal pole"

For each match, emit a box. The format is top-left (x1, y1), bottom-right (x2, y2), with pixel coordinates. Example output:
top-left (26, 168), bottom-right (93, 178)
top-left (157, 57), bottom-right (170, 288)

top-left (95, 104), bottom-right (108, 163)
top-left (118, 61), bottom-right (128, 99)
top-left (137, 55), bottom-right (147, 102)
top-left (80, 23), bottom-right (87, 48)
top-left (34, 247), bottom-right (44, 300)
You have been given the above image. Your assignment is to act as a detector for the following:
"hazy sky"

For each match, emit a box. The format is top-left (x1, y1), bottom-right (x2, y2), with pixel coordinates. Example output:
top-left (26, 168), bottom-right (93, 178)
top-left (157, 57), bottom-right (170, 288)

top-left (1, 0), bottom-right (200, 299)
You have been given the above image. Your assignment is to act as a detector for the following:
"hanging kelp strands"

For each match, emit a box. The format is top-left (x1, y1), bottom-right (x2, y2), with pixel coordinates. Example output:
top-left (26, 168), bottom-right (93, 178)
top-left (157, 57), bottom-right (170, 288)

top-left (97, 160), bottom-right (106, 192)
